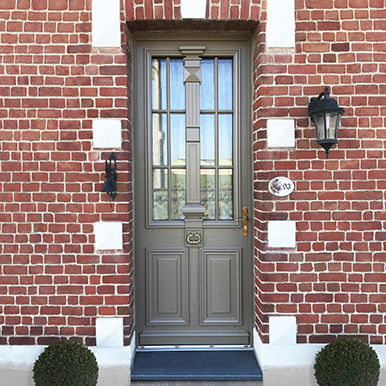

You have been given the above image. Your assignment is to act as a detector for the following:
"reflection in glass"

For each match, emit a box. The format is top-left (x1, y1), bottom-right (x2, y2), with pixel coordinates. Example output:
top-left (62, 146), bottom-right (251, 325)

top-left (200, 59), bottom-right (215, 110)
top-left (200, 114), bottom-right (215, 166)
top-left (201, 169), bottom-right (215, 220)
top-left (170, 59), bottom-right (185, 110)
top-left (152, 59), bottom-right (167, 110)
top-left (171, 169), bottom-right (186, 220)
top-left (219, 114), bottom-right (233, 165)
top-left (326, 113), bottom-right (338, 139)
top-left (219, 169), bottom-right (233, 220)
top-left (152, 113), bottom-right (167, 166)
top-left (218, 59), bottom-right (232, 110)
top-left (170, 114), bottom-right (185, 165)
top-left (153, 169), bottom-right (168, 220)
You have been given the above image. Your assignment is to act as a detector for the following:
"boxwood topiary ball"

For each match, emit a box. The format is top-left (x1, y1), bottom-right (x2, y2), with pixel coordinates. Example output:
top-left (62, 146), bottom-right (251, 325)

top-left (314, 337), bottom-right (380, 386)
top-left (33, 340), bottom-right (99, 386)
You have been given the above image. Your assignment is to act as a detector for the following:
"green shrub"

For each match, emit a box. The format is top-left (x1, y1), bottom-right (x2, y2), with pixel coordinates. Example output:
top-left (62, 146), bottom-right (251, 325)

top-left (314, 337), bottom-right (380, 386)
top-left (33, 340), bottom-right (99, 386)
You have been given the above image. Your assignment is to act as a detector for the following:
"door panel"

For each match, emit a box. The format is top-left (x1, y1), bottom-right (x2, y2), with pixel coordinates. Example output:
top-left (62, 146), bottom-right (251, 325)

top-left (200, 249), bottom-right (241, 325)
top-left (146, 248), bottom-right (188, 325)
top-left (134, 37), bottom-right (252, 346)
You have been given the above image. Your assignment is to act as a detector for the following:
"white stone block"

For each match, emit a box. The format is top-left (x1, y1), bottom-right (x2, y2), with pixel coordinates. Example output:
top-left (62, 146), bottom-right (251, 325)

top-left (268, 221), bottom-right (296, 248)
top-left (96, 318), bottom-right (124, 348)
top-left (181, 0), bottom-right (206, 18)
top-left (92, 0), bottom-right (120, 21)
top-left (92, 20), bottom-right (121, 48)
top-left (93, 119), bottom-right (122, 149)
top-left (92, 0), bottom-right (120, 48)
top-left (266, 0), bottom-right (295, 48)
top-left (269, 316), bottom-right (297, 345)
top-left (267, 119), bottom-right (295, 148)
top-left (95, 222), bottom-right (123, 251)
top-left (268, 0), bottom-right (294, 20)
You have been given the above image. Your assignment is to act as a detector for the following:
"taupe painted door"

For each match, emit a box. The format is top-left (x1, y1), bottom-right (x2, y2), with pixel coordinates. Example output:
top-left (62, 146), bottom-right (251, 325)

top-left (134, 36), bottom-right (252, 346)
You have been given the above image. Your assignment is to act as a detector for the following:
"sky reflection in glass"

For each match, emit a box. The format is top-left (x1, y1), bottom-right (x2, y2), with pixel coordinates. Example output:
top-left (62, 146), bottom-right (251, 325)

top-left (218, 59), bottom-right (232, 110)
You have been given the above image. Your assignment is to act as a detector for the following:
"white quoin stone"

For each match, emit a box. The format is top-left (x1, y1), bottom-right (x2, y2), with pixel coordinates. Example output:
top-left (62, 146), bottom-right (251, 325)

top-left (93, 119), bottom-right (122, 149)
top-left (266, 0), bottom-right (295, 48)
top-left (181, 0), bottom-right (206, 18)
top-left (267, 119), bottom-right (296, 148)
top-left (268, 221), bottom-right (296, 248)
top-left (95, 222), bottom-right (123, 251)
top-left (96, 318), bottom-right (124, 348)
top-left (269, 316), bottom-right (297, 345)
top-left (92, 0), bottom-right (121, 48)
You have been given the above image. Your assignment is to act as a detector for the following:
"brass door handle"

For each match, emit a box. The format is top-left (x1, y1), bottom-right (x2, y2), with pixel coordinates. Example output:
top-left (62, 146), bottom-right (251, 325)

top-left (235, 207), bottom-right (248, 237)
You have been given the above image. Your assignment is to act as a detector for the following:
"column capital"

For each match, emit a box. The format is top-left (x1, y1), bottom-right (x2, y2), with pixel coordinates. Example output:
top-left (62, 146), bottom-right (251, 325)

top-left (179, 46), bottom-right (206, 83)
top-left (179, 46), bottom-right (206, 57)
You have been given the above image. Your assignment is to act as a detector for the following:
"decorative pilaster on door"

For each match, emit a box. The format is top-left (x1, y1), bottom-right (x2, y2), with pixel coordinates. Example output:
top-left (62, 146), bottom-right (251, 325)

top-left (180, 46), bottom-right (206, 244)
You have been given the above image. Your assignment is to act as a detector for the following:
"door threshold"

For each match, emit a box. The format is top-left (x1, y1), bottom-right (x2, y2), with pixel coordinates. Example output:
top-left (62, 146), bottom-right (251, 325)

top-left (136, 345), bottom-right (252, 352)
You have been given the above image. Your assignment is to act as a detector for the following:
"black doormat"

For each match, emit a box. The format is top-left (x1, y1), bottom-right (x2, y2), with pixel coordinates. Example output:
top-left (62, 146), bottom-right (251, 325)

top-left (131, 349), bottom-right (263, 381)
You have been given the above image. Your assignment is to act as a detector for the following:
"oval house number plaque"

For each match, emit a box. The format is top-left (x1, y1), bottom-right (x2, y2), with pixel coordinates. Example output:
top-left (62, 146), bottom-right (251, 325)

top-left (268, 177), bottom-right (295, 197)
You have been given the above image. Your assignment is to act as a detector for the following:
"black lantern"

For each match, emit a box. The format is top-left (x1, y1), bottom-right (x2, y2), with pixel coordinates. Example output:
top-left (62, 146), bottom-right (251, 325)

top-left (101, 153), bottom-right (117, 200)
top-left (308, 87), bottom-right (345, 158)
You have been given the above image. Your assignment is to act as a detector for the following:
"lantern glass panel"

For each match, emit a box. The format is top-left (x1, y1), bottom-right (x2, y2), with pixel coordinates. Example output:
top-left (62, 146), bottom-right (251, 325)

top-left (326, 112), bottom-right (339, 140)
top-left (314, 113), bottom-right (325, 141)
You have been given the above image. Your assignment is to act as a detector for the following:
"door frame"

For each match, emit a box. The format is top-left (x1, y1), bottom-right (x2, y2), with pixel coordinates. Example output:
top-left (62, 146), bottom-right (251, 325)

top-left (132, 32), bottom-right (254, 347)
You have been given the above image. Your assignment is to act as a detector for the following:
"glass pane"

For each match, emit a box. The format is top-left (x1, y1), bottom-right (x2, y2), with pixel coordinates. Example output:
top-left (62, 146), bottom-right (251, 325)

top-left (200, 59), bottom-right (214, 110)
top-left (152, 58), bottom-right (167, 110)
top-left (170, 114), bottom-right (185, 165)
top-left (171, 169), bottom-right (186, 220)
top-left (218, 114), bottom-right (233, 165)
top-left (200, 114), bottom-right (215, 166)
top-left (152, 113), bottom-right (167, 166)
top-left (201, 169), bottom-right (215, 220)
top-left (219, 169), bottom-right (233, 220)
top-left (218, 59), bottom-right (232, 110)
top-left (326, 112), bottom-right (339, 139)
top-left (153, 169), bottom-right (168, 220)
top-left (170, 59), bottom-right (185, 110)
top-left (314, 113), bottom-right (325, 141)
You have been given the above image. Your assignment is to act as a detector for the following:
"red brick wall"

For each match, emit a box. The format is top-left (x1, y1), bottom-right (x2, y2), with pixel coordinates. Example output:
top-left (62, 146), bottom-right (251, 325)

top-left (0, 0), bottom-right (133, 345)
top-left (254, 0), bottom-right (386, 344)
top-left (206, 0), bottom-right (260, 20)
top-left (1, 0), bottom-right (386, 347)
top-left (124, 0), bottom-right (182, 21)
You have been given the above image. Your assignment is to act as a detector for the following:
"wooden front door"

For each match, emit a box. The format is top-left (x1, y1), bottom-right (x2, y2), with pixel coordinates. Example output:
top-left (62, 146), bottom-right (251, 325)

top-left (134, 36), bottom-right (252, 346)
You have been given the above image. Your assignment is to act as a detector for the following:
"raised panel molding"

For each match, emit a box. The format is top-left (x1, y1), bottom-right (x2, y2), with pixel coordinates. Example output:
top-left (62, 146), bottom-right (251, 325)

top-left (146, 248), bottom-right (189, 325)
top-left (200, 248), bottom-right (242, 325)
top-left (186, 143), bottom-right (201, 203)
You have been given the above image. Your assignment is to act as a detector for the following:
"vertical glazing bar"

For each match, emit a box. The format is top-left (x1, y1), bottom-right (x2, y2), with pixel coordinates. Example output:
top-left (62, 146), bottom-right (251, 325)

top-left (167, 57), bottom-right (171, 220)
top-left (214, 58), bottom-right (219, 220)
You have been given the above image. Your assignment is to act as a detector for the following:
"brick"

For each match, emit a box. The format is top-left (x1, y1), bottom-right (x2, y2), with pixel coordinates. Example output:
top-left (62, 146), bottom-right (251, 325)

top-left (0, 0), bottom-right (15, 9)
top-left (48, 0), bottom-right (67, 10)
top-left (305, 0), bottom-right (333, 8)
top-left (32, 0), bottom-right (47, 9)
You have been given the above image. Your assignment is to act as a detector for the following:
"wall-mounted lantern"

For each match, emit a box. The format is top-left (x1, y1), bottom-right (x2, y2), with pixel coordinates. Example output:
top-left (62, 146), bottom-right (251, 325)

top-left (308, 87), bottom-right (345, 158)
top-left (102, 153), bottom-right (117, 201)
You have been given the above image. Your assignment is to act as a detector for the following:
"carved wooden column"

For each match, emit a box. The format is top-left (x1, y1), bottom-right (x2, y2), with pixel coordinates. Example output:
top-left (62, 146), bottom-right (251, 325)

top-left (180, 46), bottom-right (206, 245)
